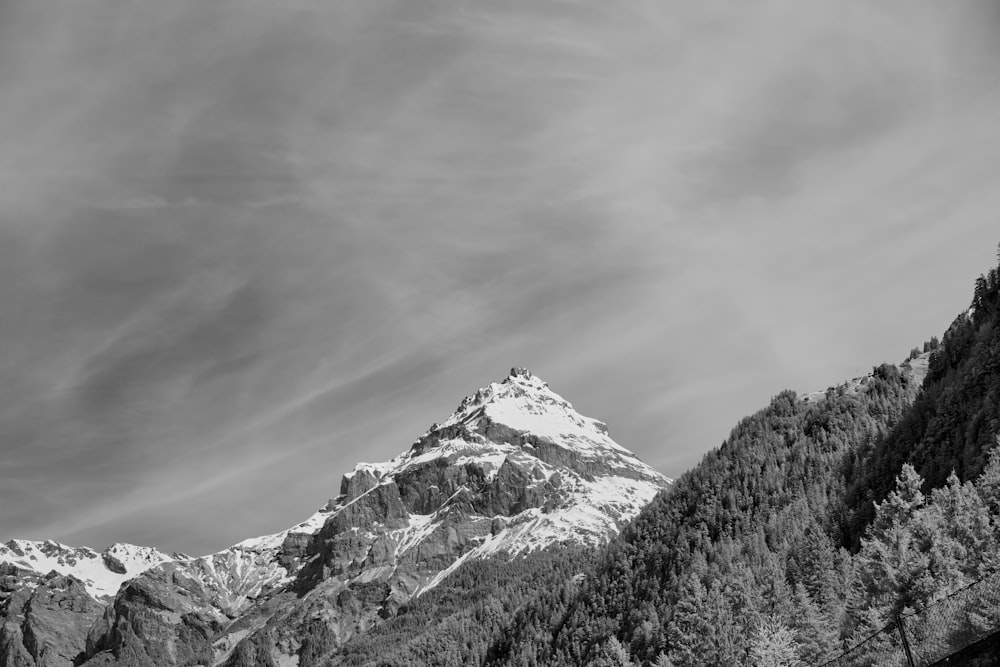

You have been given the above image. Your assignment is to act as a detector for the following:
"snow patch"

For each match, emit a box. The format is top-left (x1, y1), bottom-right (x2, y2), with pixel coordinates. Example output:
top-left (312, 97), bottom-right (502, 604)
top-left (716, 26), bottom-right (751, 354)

top-left (234, 505), bottom-right (333, 551)
top-left (0, 539), bottom-right (171, 599)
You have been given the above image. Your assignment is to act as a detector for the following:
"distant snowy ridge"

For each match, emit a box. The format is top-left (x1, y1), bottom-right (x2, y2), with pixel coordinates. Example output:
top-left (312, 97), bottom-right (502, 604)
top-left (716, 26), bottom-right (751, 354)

top-left (0, 516), bottom-right (335, 608)
top-left (0, 539), bottom-right (174, 599)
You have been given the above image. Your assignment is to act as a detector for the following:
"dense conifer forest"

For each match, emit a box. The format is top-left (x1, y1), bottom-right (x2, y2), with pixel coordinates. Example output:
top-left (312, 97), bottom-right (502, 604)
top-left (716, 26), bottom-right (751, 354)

top-left (333, 548), bottom-right (598, 667)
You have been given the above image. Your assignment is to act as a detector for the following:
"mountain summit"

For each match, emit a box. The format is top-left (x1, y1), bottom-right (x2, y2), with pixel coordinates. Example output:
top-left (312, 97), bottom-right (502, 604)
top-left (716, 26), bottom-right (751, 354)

top-left (1, 369), bottom-right (669, 666)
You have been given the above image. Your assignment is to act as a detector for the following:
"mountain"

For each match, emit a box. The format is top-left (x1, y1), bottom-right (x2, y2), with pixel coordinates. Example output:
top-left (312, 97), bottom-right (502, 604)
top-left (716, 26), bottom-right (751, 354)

top-left (1, 368), bottom-right (669, 667)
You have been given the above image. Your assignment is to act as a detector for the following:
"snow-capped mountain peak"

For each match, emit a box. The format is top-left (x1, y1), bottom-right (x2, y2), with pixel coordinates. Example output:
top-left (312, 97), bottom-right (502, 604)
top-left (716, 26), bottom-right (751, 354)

top-left (435, 366), bottom-right (623, 451)
top-left (328, 369), bottom-right (670, 566)
top-left (1, 369), bottom-right (671, 667)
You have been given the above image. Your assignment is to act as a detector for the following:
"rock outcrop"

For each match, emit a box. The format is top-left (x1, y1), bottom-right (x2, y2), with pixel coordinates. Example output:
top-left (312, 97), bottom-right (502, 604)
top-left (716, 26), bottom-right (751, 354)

top-left (0, 568), bottom-right (104, 667)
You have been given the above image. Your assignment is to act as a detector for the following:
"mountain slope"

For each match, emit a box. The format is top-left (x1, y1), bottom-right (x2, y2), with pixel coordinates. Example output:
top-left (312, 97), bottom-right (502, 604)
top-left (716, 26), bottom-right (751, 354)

top-left (1, 368), bottom-right (669, 667)
top-left (487, 360), bottom-right (923, 666)
top-left (484, 249), bottom-right (1000, 667)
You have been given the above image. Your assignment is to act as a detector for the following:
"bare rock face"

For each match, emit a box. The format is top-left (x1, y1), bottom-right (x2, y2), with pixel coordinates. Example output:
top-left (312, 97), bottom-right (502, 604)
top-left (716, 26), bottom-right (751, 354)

top-left (82, 563), bottom-right (226, 666)
top-left (1, 370), bottom-right (671, 666)
top-left (0, 569), bottom-right (104, 667)
top-left (340, 468), bottom-right (380, 502)
top-left (99, 554), bottom-right (126, 577)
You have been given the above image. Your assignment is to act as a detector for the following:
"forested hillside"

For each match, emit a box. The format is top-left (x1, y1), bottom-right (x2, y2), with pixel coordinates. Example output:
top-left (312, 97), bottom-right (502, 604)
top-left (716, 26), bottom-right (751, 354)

top-left (843, 250), bottom-right (1000, 541)
top-left (328, 547), bottom-right (597, 666)
top-left (478, 246), bottom-right (1000, 666)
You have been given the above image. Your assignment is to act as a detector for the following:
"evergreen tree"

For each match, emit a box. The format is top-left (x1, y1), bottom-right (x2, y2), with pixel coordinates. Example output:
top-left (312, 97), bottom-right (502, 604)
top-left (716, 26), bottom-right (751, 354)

top-left (666, 576), bottom-right (746, 666)
top-left (788, 583), bottom-right (837, 665)
top-left (590, 637), bottom-right (634, 667)
top-left (853, 464), bottom-right (932, 622)
top-left (653, 653), bottom-right (674, 667)
top-left (748, 617), bottom-right (800, 667)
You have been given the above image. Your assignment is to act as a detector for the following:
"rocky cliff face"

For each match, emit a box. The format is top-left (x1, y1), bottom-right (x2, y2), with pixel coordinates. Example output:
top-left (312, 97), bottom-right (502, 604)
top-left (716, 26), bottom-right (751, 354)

top-left (2, 369), bottom-right (670, 666)
top-left (0, 542), bottom-right (177, 667)
top-left (0, 567), bottom-right (105, 667)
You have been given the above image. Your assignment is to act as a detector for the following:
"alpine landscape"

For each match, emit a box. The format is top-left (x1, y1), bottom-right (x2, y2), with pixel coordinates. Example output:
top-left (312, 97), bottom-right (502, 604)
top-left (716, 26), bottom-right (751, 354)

top-left (8, 251), bottom-right (1000, 665)
top-left (4, 1), bottom-right (1000, 666)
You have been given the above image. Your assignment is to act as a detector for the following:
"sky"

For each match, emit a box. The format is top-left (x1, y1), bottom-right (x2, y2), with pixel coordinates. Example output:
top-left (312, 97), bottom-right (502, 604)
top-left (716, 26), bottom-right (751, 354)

top-left (1, 0), bottom-right (999, 556)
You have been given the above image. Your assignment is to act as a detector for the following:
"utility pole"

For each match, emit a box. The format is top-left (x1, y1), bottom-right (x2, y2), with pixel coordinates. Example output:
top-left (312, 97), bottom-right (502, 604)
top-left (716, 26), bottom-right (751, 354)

top-left (895, 616), bottom-right (916, 667)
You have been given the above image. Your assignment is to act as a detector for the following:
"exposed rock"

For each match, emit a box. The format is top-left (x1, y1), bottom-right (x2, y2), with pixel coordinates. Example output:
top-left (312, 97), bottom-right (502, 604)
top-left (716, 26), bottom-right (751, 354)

top-left (340, 468), bottom-right (381, 503)
top-left (0, 572), bottom-right (104, 667)
top-left (81, 564), bottom-right (226, 666)
top-left (324, 482), bottom-right (408, 537)
top-left (277, 532), bottom-right (311, 570)
top-left (99, 553), bottom-right (126, 577)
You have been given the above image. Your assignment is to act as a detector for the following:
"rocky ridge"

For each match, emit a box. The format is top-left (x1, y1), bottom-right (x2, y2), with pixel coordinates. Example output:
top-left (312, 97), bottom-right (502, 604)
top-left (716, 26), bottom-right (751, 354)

top-left (798, 351), bottom-right (931, 405)
top-left (1, 368), bottom-right (670, 666)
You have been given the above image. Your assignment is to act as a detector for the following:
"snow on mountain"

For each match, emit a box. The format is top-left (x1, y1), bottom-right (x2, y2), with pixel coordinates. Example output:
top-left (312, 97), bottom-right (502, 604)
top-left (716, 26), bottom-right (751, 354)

top-left (367, 367), bottom-right (664, 484)
top-left (441, 368), bottom-right (632, 455)
top-left (0, 539), bottom-right (172, 599)
top-left (233, 505), bottom-right (332, 552)
top-left (295, 367), bottom-right (671, 599)
top-left (3, 368), bottom-right (672, 666)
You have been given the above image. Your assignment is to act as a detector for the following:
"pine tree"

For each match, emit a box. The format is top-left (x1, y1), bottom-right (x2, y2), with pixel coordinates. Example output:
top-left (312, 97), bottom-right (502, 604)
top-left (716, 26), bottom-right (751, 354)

top-left (603, 637), bottom-right (635, 667)
top-left (788, 583), bottom-right (837, 665)
top-left (748, 617), bottom-right (800, 667)
top-left (666, 576), bottom-right (746, 666)
top-left (975, 440), bottom-right (1000, 518)
top-left (931, 472), bottom-right (993, 583)
top-left (653, 653), bottom-right (674, 667)
top-left (786, 525), bottom-right (838, 607)
top-left (871, 464), bottom-right (925, 534)
top-left (665, 575), bottom-right (713, 667)
top-left (853, 465), bottom-right (932, 623)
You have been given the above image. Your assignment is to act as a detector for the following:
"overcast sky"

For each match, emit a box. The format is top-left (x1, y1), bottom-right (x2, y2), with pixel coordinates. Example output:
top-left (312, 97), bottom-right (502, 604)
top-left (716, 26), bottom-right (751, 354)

top-left (1, 0), bottom-right (999, 555)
